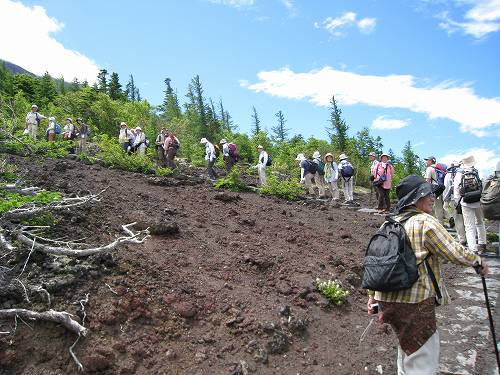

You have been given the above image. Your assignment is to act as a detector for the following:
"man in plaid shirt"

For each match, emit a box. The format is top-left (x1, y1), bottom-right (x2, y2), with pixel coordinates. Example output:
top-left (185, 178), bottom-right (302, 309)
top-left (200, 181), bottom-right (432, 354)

top-left (367, 175), bottom-right (489, 374)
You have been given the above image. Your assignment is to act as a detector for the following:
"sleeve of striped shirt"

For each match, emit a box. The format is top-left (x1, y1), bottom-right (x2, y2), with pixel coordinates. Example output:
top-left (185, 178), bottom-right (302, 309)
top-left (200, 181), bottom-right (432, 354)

top-left (423, 217), bottom-right (481, 267)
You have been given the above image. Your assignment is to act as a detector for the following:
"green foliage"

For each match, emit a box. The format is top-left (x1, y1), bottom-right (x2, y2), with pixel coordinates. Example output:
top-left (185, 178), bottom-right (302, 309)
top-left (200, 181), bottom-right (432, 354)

top-left (155, 167), bottom-right (173, 177)
top-left (259, 175), bottom-right (303, 201)
top-left (213, 166), bottom-right (249, 192)
top-left (20, 212), bottom-right (57, 227)
top-left (0, 189), bottom-right (62, 215)
top-left (97, 135), bottom-right (156, 174)
top-left (315, 278), bottom-right (349, 306)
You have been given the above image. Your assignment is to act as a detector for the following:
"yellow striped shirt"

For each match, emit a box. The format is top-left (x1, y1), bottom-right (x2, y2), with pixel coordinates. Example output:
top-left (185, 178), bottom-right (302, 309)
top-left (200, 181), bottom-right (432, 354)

top-left (372, 208), bottom-right (481, 305)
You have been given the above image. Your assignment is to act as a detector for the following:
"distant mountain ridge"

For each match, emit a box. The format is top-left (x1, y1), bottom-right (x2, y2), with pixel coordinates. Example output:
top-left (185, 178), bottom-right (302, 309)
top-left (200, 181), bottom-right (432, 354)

top-left (1, 59), bottom-right (37, 76)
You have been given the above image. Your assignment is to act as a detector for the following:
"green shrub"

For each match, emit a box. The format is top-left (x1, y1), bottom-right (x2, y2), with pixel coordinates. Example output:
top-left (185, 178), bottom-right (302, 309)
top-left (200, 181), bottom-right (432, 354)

top-left (0, 189), bottom-right (62, 215)
top-left (315, 278), bottom-right (349, 306)
top-left (0, 162), bottom-right (17, 182)
top-left (213, 166), bottom-right (249, 192)
top-left (155, 167), bottom-right (173, 177)
top-left (0, 139), bottom-right (71, 158)
top-left (259, 175), bottom-right (303, 201)
top-left (20, 212), bottom-right (57, 227)
top-left (97, 135), bottom-right (156, 174)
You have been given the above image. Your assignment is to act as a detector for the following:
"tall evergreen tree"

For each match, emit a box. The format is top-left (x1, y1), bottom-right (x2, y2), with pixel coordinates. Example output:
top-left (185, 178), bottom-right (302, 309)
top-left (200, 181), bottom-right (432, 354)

top-left (209, 98), bottom-right (217, 122)
top-left (82, 79), bottom-right (89, 88)
top-left (97, 69), bottom-right (108, 93)
top-left (70, 78), bottom-right (80, 92)
top-left (251, 106), bottom-right (261, 136)
top-left (135, 88), bottom-right (141, 102)
top-left (272, 110), bottom-right (289, 143)
top-left (218, 99), bottom-right (226, 128)
top-left (191, 75), bottom-right (207, 128)
top-left (37, 72), bottom-right (57, 105)
top-left (388, 148), bottom-right (399, 164)
top-left (124, 74), bottom-right (136, 101)
top-left (401, 141), bottom-right (423, 175)
top-left (326, 95), bottom-right (349, 151)
top-left (58, 75), bottom-right (66, 95)
top-left (354, 127), bottom-right (383, 159)
top-left (161, 78), bottom-right (181, 122)
top-left (108, 72), bottom-right (122, 100)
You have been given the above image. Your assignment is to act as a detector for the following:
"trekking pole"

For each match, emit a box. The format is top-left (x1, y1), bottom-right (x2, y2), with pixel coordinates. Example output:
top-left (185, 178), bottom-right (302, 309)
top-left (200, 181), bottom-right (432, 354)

top-left (475, 266), bottom-right (500, 372)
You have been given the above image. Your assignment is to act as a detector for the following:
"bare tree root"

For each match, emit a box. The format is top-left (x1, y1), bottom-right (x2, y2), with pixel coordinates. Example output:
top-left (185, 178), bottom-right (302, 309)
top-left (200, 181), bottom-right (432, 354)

top-left (0, 309), bottom-right (87, 336)
top-left (16, 222), bottom-right (150, 257)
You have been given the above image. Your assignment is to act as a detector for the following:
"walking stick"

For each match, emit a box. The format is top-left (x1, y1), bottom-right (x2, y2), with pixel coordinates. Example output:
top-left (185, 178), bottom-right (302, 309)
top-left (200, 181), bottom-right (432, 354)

top-left (475, 266), bottom-right (500, 372)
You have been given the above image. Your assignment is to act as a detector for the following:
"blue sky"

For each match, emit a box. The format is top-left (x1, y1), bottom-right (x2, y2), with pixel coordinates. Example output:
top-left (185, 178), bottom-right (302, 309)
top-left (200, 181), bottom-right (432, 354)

top-left (1, 0), bottom-right (499, 175)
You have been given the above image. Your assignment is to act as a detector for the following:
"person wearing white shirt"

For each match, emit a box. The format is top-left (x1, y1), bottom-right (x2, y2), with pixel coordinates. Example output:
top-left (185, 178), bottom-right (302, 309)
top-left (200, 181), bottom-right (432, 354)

top-left (46, 117), bottom-right (56, 141)
top-left (338, 153), bottom-right (354, 203)
top-left (324, 153), bottom-right (339, 201)
top-left (453, 155), bottom-right (487, 254)
top-left (133, 127), bottom-right (146, 156)
top-left (443, 162), bottom-right (466, 245)
top-left (63, 118), bottom-right (75, 141)
top-left (200, 138), bottom-right (218, 181)
top-left (25, 104), bottom-right (46, 140)
top-left (118, 122), bottom-right (134, 152)
top-left (256, 145), bottom-right (268, 185)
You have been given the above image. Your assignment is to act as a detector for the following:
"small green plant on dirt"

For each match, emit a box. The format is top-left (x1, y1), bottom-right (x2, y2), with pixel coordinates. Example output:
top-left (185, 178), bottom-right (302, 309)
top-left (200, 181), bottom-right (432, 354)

top-left (155, 167), bottom-right (173, 177)
top-left (315, 278), bottom-right (349, 306)
top-left (486, 232), bottom-right (498, 242)
top-left (0, 189), bottom-right (62, 215)
top-left (0, 139), bottom-right (71, 158)
top-left (20, 212), bottom-right (57, 227)
top-left (259, 175), bottom-right (303, 201)
top-left (0, 161), bottom-right (17, 182)
top-left (213, 166), bottom-right (249, 192)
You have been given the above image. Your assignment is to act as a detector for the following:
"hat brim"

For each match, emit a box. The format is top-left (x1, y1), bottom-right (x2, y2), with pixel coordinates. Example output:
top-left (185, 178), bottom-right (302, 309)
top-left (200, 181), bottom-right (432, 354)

top-left (396, 182), bottom-right (433, 213)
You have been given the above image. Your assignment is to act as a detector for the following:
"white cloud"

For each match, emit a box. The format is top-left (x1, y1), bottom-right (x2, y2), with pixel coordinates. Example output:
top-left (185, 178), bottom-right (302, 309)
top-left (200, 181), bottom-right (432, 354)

top-left (438, 0), bottom-right (500, 38)
top-left (0, 0), bottom-right (99, 82)
top-left (207, 0), bottom-right (254, 7)
top-left (241, 66), bottom-right (500, 137)
top-left (439, 147), bottom-right (500, 178)
top-left (372, 116), bottom-right (410, 130)
top-left (280, 0), bottom-right (294, 10)
top-left (315, 12), bottom-right (377, 36)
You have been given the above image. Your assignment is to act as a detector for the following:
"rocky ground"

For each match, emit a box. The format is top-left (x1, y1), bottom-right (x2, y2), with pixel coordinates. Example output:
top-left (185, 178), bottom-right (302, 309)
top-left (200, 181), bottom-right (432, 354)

top-left (0, 154), bottom-right (498, 375)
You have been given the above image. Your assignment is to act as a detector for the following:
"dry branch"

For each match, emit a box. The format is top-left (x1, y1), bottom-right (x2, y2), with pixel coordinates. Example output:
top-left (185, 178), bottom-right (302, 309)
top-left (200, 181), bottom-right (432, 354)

top-left (16, 222), bottom-right (150, 257)
top-left (0, 309), bottom-right (87, 336)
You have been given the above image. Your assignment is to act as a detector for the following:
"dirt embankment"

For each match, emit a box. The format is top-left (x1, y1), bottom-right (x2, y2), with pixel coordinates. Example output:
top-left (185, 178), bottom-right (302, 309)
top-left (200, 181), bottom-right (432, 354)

top-left (1, 154), bottom-right (396, 375)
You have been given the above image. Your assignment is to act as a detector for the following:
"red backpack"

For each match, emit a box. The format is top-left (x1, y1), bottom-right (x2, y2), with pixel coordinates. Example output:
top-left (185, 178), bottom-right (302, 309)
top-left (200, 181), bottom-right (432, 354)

top-left (228, 143), bottom-right (239, 159)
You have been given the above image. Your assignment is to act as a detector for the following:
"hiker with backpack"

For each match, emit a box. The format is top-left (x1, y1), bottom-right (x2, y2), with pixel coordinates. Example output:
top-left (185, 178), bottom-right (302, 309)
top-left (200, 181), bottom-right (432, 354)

top-left (220, 139), bottom-right (239, 172)
top-left (256, 145), bottom-right (269, 185)
top-left (163, 131), bottom-right (180, 169)
top-left (131, 127), bottom-right (147, 155)
top-left (338, 153), bottom-right (355, 204)
top-left (481, 161), bottom-right (500, 222)
top-left (76, 118), bottom-right (89, 154)
top-left (200, 138), bottom-right (218, 181)
top-left (369, 151), bottom-right (380, 205)
top-left (424, 156), bottom-right (445, 225)
top-left (155, 128), bottom-right (167, 164)
top-left (373, 152), bottom-right (394, 213)
top-left (453, 156), bottom-right (487, 255)
top-left (62, 118), bottom-right (75, 141)
top-left (324, 153), bottom-right (339, 201)
top-left (312, 151), bottom-right (326, 198)
top-left (443, 162), bottom-right (466, 246)
top-left (296, 153), bottom-right (318, 196)
top-left (46, 117), bottom-right (57, 141)
top-left (118, 122), bottom-right (134, 152)
top-left (25, 104), bottom-right (46, 140)
top-left (365, 175), bottom-right (489, 375)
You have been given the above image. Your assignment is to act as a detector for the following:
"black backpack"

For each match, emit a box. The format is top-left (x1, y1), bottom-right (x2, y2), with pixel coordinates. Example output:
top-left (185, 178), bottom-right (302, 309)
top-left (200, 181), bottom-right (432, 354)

top-left (481, 175), bottom-right (500, 220)
top-left (362, 216), bottom-right (441, 298)
top-left (306, 160), bottom-right (318, 174)
top-left (266, 155), bottom-right (272, 167)
top-left (459, 168), bottom-right (482, 204)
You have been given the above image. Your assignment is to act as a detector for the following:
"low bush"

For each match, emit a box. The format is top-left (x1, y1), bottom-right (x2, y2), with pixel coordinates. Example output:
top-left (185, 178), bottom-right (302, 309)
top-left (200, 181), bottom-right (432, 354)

top-left (155, 167), bottom-right (173, 177)
top-left (97, 135), bottom-right (156, 174)
top-left (315, 278), bottom-right (349, 306)
top-left (213, 166), bottom-right (249, 192)
top-left (259, 175), bottom-right (303, 201)
top-left (0, 189), bottom-right (62, 215)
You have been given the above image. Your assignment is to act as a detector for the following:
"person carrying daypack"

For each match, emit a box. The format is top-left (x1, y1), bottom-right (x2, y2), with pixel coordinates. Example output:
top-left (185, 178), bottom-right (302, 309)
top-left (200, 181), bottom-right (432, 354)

top-left (200, 138), bottom-right (218, 181)
top-left (481, 161), bottom-right (500, 221)
top-left (443, 162), bottom-right (466, 245)
top-left (155, 128), bottom-right (167, 164)
top-left (297, 153), bottom-right (319, 196)
top-left (46, 117), bottom-right (57, 142)
top-left (373, 152), bottom-right (395, 213)
top-left (312, 151), bottom-right (326, 198)
top-left (324, 153), bottom-right (339, 201)
top-left (424, 156), bottom-right (445, 225)
top-left (338, 153), bottom-right (355, 204)
top-left (132, 127), bottom-right (147, 156)
top-left (220, 139), bottom-right (238, 172)
top-left (163, 131), bottom-right (180, 169)
top-left (454, 155), bottom-right (487, 254)
top-left (365, 174), bottom-right (488, 375)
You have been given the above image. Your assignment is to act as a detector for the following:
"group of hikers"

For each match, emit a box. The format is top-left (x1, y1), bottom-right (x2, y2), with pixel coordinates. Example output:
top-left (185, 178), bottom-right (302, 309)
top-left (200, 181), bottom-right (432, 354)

top-left (24, 104), bottom-right (89, 153)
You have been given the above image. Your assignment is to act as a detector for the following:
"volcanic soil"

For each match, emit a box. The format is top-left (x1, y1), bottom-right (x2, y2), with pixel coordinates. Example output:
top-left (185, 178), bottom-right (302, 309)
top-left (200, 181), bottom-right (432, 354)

top-left (1, 154), bottom-right (398, 375)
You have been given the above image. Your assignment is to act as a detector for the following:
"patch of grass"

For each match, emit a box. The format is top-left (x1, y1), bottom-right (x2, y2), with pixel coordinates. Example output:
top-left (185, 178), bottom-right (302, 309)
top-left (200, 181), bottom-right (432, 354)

top-left (155, 167), bottom-right (173, 177)
top-left (0, 139), bottom-right (71, 158)
top-left (0, 189), bottom-right (62, 215)
top-left (97, 135), bottom-right (156, 174)
top-left (315, 278), bottom-right (349, 306)
top-left (213, 166), bottom-right (249, 192)
top-left (259, 175), bottom-right (303, 201)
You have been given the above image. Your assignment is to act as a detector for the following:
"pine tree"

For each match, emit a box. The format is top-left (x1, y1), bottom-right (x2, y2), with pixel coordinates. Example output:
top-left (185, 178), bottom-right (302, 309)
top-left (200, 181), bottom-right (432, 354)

top-left (354, 127), bottom-right (383, 159)
top-left (108, 72), bottom-right (122, 100)
top-left (97, 69), bottom-right (108, 93)
top-left (191, 75), bottom-right (207, 128)
top-left (70, 78), bottom-right (80, 92)
top-left (58, 75), bottom-right (66, 95)
top-left (388, 148), bottom-right (399, 164)
top-left (401, 141), bottom-right (422, 175)
top-left (135, 88), bottom-right (141, 102)
top-left (218, 99), bottom-right (226, 128)
top-left (37, 72), bottom-right (57, 105)
top-left (272, 110), bottom-right (289, 143)
top-left (251, 106), bottom-right (261, 136)
top-left (125, 74), bottom-right (136, 102)
top-left (82, 80), bottom-right (89, 88)
top-left (161, 78), bottom-right (181, 122)
top-left (326, 95), bottom-right (349, 152)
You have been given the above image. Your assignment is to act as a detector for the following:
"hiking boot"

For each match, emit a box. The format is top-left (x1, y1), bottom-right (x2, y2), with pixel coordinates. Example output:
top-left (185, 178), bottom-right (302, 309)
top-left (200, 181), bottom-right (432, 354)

top-left (448, 217), bottom-right (455, 228)
top-left (477, 244), bottom-right (487, 255)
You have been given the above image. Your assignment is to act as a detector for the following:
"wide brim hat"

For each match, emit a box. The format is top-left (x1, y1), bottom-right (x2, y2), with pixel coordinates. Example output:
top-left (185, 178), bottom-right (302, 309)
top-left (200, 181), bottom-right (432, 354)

top-left (395, 175), bottom-right (433, 213)
top-left (257, 145), bottom-right (264, 149)
top-left (200, 138), bottom-right (208, 144)
top-left (295, 153), bottom-right (306, 161)
top-left (31, 104), bottom-right (38, 109)
top-left (380, 152), bottom-right (390, 158)
top-left (220, 139), bottom-right (227, 144)
top-left (461, 155), bottom-right (475, 168)
top-left (324, 152), bottom-right (334, 161)
top-left (135, 127), bottom-right (142, 131)
top-left (368, 152), bottom-right (377, 157)
top-left (338, 153), bottom-right (348, 161)
top-left (424, 156), bottom-right (436, 163)
top-left (312, 151), bottom-right (321, 159)
top-left (120, 122), bottom-right (127, 127)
